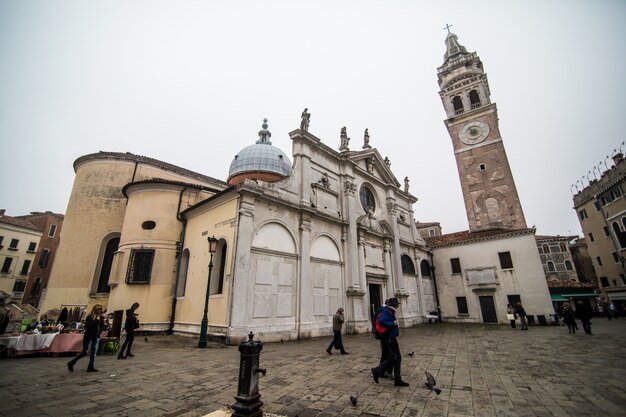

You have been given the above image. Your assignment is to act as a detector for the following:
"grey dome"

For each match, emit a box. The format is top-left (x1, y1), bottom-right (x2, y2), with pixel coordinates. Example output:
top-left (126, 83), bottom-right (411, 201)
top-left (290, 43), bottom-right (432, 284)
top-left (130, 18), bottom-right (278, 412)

top-left (228, 119), bottom-right (292, 180)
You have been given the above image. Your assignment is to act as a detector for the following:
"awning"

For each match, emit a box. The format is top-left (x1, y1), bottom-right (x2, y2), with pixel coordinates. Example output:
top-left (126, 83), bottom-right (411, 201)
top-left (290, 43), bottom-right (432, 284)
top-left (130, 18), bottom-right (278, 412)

top-left (557, 293), bottom-right (598, 299)
top-left (550, 294), bottom-right (569, 302)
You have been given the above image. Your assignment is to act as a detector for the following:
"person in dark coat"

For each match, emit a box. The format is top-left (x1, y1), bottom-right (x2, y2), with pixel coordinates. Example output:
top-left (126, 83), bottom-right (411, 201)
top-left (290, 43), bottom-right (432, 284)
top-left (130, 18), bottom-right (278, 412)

top-left (67, 304), bottom-right (105, 372)
top-left (371, 298), bottom-right (409, 387)
top-left (516, 302), bottom-right (528, 330)
top-left (326, 307), bottom-right (348, 355)
top-left (575, 301), bottom-right (594, 335)
top-left (118, 302), bottom-right (140, 359)
top-left (560, 303), bottom-right (577, 334)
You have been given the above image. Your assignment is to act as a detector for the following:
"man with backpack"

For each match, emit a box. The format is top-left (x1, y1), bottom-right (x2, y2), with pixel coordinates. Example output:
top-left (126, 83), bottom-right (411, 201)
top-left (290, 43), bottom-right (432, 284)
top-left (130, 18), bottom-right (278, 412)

top-left (371, 297), bottom-right (409, 387)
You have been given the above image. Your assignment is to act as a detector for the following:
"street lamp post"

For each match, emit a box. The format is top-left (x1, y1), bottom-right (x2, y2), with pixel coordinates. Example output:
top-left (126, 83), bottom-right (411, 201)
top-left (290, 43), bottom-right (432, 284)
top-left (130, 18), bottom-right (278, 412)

top-left (199, 236), bottom-right (218, 348)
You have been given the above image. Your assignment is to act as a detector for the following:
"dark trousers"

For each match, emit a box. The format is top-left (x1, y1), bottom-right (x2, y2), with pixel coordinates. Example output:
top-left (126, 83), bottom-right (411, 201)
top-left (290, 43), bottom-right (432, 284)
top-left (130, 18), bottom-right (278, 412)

top-left (378, 337), bottom-right (393, 374)
top-left (119, 331), bottom-right (135, 357)
top-left (509, 319), bottom-right (516, 329)
top-left (580, 319), bottom-right (592, 334)
top-left (327, 330), bottom-right (346, 353)
top-left (374, 337), bottom-right (402, 382)
top-left (70, 337), bottom-right (98, 369)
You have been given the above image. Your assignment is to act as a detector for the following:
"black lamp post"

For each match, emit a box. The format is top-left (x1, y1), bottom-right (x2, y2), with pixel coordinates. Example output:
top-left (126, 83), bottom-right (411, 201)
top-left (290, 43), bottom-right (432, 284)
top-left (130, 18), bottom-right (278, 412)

top-left (199, 236), bottom-right (218, 348)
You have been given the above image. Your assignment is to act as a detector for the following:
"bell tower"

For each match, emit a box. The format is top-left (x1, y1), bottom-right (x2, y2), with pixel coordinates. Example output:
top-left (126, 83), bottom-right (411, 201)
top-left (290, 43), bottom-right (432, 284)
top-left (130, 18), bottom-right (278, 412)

top-left (437, 30), bottom-right (527, 232)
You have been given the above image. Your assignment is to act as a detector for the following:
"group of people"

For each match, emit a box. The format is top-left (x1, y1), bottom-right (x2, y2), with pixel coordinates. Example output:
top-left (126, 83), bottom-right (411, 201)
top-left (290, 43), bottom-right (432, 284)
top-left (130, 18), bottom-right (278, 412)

top-left (67, 302), bottom-right (140, 372)
top-left (506, 302), bottom-right (529, 330)
top-left (560, 301), bottom-right (594, 335)
top-left (326, 297), bottom-right (410, 387)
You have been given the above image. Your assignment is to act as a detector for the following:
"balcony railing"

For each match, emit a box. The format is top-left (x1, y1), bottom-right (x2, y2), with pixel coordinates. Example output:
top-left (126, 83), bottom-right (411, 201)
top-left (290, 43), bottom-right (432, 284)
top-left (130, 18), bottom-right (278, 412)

top-left (454, 109), bottom-right (465, 115)
top-left (12, 291), bottom-right (24, 301)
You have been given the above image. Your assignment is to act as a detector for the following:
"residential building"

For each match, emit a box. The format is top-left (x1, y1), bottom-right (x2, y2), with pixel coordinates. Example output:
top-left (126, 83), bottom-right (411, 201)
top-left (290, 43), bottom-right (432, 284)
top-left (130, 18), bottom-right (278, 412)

top-left (573, 151), bottom-right (626, 314)
top-left (0, 210), bottom-right (41, 302)
top-left (415, 221), bottom-right (442, 240)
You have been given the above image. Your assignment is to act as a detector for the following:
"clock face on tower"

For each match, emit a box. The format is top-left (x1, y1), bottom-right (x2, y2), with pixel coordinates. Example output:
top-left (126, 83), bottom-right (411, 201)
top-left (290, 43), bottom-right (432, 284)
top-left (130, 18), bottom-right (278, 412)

top-left (459, 121), bottom-right (490, 145)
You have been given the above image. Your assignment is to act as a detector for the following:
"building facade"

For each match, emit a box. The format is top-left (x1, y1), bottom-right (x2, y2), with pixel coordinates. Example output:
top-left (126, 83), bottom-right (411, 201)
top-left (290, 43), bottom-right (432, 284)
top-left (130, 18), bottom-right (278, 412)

top-left (41, 121), bottom-right (436, 343)
top-left (427, 32), bottom-right (553, 323)
top-left (0, 210), bottom-right (42, 302)
top-left (573, 151), bottom-right (626, 314)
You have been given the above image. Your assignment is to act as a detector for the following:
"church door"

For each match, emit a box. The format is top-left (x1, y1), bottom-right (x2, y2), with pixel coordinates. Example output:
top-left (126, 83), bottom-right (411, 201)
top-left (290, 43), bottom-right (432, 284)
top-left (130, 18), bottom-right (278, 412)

top-left (368, 283), bottom-right (382, 319)
top-left (479, 296), bottom-right (497, 323)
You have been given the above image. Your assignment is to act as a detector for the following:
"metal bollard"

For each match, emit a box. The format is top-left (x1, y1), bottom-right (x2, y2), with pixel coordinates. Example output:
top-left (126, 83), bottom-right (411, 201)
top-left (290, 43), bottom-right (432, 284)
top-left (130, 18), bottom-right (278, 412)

top-left (232, 332), bottom-right (266, 417)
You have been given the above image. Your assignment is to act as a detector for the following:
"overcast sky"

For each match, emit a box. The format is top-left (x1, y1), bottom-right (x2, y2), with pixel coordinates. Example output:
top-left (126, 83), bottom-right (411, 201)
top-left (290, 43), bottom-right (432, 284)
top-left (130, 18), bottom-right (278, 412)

top-left (1, 0), bottom-right (625, 237)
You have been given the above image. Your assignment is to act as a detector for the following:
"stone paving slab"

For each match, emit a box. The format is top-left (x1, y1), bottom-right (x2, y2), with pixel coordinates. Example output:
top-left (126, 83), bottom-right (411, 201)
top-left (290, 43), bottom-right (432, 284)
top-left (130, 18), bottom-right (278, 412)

top-left (1, 320), bottom-right (626, 416)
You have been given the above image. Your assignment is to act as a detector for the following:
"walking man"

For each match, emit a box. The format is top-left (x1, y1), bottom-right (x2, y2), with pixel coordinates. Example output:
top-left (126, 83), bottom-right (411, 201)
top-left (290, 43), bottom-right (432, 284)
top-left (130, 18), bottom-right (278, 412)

top-left (118, 302), bottom-right (140, 359)
top-left (371, 298), bottom-right (409, 387)
top-left (326, 307), bottom-right (349, 355)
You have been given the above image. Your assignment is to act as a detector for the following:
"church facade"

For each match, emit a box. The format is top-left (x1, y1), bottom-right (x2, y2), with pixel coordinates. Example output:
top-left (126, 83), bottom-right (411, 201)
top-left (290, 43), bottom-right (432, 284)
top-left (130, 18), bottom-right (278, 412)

top-left (41, 121), bottom-right (436, 343)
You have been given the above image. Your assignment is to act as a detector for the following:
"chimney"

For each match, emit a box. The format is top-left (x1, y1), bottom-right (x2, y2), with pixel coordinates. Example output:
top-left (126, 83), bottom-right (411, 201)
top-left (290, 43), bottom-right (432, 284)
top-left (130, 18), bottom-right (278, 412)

top-left (613, 153), bottom-right (624, 166)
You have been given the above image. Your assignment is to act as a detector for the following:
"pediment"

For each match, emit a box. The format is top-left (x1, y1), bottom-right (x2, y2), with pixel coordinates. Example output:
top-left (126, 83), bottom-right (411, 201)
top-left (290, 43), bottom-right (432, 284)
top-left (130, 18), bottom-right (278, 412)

top-left (349, 149), bottom-right (401, 188)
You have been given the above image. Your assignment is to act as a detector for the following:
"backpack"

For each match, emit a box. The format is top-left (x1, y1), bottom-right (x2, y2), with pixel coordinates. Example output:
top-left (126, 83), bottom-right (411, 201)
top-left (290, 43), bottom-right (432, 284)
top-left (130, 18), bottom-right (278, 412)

top-left (374, 311), bottom-right (389, 337)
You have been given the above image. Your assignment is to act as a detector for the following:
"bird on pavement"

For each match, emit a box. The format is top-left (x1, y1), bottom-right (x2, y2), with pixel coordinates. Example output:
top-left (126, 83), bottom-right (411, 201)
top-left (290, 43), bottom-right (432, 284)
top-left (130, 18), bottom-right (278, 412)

top-left (406, 351), bottom-right (415, 357)
top-left (425, 371), bottom-right (441, 395)
top-left (349, 396), bottom-right (358, 406)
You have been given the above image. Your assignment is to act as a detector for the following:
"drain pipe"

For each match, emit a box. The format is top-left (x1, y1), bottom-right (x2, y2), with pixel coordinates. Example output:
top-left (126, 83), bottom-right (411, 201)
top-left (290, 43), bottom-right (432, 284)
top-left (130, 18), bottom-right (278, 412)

top-left (168, 187), bottom-right (188, 334)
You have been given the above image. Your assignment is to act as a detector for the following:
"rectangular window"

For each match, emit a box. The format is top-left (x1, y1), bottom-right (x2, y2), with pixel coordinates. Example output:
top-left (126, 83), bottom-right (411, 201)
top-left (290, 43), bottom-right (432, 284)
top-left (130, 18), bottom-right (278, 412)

top-left (126, 249), bottom-right (155, 284)
top-left (600, 277), bottom-right (609, 287)
top-left (612, 252), bottom-right (620, 263)
top-left (450, 258), bottom-right (462, 274)
top-left (20, 260), bottom-right (31, 275)
top-left (2, 257), bottom-right (13, 273)
top-left (456, 297), bottom-right (468, 314)
top-left (594, 201), bottom-right (602, 211)
top-left (596, 256), bottom-right (603, 267)
top-left (498, 252), bottom-right (514, 269)
top-left (507, 294), bottom-right (521, 307)
top-left (588, 233), bottom-right (595, 243)
top-left (0, 236), bottom-right (3, 247)
top-left (579, 209), bottom-right (588, 220)
top-left (48, 224), bottom-right (57, 238)
top-left (429, 229), bottom-right (436, 237)
top-left (9, 239), bottom-right (18, 250)
top-left (28, 242), bottom-right (37, 252)
top-left (604, 226), bottom-right (610, 236)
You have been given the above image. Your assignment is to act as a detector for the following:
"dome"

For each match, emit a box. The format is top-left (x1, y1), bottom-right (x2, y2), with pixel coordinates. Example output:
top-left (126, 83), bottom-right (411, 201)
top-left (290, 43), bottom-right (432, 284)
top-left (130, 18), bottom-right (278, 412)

top-left (227, 119), bottom-right (292, 185)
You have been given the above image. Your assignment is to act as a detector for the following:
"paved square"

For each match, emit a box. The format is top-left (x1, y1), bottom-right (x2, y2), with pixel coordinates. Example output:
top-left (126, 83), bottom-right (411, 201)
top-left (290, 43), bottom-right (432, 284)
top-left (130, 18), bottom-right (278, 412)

top-left (2, 319), bottom-right (625, 417)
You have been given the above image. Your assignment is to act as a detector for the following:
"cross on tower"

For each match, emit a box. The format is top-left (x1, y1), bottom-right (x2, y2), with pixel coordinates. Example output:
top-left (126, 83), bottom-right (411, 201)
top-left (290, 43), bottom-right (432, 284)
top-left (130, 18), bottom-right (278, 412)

top-left (443, 23), bottom-right (453, 33)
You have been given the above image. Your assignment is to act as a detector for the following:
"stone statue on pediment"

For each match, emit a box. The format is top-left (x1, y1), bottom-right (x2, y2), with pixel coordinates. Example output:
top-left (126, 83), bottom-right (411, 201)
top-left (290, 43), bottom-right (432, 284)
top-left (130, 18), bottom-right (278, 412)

top-left (300, 108), bottom-right (310, 131)
top-left (404, 176), bottom-right (410, 193)
top-left (339, 127), bottom-right (350, 151)
top-left (363, 128), bottom-right (371, 149)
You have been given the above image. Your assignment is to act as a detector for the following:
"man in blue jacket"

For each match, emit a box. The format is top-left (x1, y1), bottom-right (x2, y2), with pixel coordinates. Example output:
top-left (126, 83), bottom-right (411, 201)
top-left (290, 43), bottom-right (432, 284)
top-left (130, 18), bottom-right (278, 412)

top-left (371, 297), bottom-right (409, 387)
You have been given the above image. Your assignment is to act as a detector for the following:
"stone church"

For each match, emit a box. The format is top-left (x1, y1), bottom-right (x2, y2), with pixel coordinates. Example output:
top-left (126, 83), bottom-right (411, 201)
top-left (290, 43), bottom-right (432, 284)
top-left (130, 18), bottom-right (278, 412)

top-left (40, 31), bottom-right (553, 341)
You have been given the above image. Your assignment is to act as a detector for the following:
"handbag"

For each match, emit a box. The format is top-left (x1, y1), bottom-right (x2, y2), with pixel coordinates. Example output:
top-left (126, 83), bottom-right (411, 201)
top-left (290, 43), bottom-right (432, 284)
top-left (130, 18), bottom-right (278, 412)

top-left (506, 313), bottom-right (515, 321)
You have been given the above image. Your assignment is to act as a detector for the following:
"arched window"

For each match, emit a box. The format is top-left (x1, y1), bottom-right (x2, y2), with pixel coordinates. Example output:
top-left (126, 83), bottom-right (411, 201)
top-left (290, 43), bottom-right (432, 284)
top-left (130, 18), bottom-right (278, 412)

top-left (542, 244), bottom-right (550, 254)
top-left (612, 222), bottom-right (626, 248)
top-left (30, 277), bottom-right (42, 296)
top-left (420, 259), bottom-right (431, 277)
top-left (97, 237), bottom-right (120, 293)
top-left (564, 260), bottom-right (573, 271)
top-left (469, 90), bottom-right (481, 108)
top-left (401, 255), bottom-right (415, 274)
top-left (13, 280), bottom-right (26, 292)
top-left (559, 243), bottom-right (567, 252)
top-left (359, 185), bottom-right (376, 214)
top-left (210, 240), bottom-right (228, 295)
top-left (452, 96), bottom-right (464, 114)
top-left (176, 249), bottom-right (190, 297)
top-left (547, 261), bottom-right (555, 272)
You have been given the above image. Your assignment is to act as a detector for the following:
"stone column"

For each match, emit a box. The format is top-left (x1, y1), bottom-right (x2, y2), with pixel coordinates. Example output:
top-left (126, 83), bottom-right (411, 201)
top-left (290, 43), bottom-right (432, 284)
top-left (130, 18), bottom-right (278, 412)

top-left (298, 215), bottom-right (313, 335)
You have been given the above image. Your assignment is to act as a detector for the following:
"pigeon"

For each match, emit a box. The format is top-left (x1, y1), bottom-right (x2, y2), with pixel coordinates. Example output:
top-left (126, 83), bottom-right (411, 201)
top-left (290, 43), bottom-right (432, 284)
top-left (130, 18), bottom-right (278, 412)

top-left (349, 396), bottom-right (358, 406)
top-left (424, 372), bottom-right (441, 395)
top-left (281, 339), bottom-right (284, 343)
top-left (406, 351), bottom-right (415, 357)
top-left (144, 337), bottom-right (149, 342)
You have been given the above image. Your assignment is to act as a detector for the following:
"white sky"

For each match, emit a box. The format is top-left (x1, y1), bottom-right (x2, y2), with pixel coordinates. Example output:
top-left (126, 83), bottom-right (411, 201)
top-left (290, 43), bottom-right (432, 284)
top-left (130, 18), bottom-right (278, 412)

top-left (1, 0), bottom-right (625, 237)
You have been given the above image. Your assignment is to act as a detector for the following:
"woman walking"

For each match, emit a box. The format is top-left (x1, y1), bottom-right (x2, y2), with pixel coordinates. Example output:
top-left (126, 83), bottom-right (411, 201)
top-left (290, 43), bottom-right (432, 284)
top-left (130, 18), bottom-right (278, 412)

top-left (67, 304), bottom-right (105, 372)
top-left (516, 302), bottom-right (528, 330)
top-left (506, 304), bottom-right (517, 329)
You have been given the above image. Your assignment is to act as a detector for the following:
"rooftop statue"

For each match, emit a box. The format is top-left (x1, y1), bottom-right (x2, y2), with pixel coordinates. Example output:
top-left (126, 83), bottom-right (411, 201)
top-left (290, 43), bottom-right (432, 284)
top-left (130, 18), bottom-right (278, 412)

top-left (339, 127), bottom-right (350, 151)
top-left (300, 108), bottom-right (310, 131)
